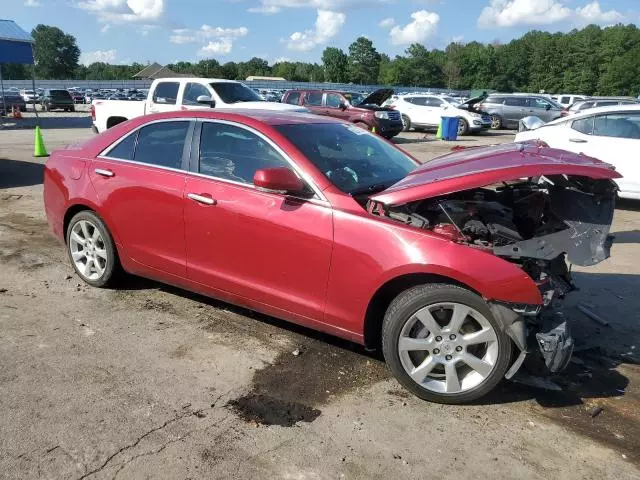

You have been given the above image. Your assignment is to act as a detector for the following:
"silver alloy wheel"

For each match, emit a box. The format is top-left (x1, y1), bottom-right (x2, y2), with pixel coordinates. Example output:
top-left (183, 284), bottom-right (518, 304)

top-left (457, 119), bottom-right (466, 135)
top-left (397, 302), bottom-right (498, 394)
top-left (490, 115), bottom-right (501, 129)
top-left (69, 219), bottom-right (108, 281)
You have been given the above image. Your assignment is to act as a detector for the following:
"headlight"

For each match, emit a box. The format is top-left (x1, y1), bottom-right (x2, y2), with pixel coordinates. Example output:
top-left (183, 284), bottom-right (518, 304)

top-left (375, 111), bottom-right (390, 119)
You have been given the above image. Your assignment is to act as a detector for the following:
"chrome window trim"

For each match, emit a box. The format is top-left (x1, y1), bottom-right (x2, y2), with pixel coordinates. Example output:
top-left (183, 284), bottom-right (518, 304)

top-left (96, 117), bottom-right (330, 206)
top-left (197, 118), bottom-right (328, 203)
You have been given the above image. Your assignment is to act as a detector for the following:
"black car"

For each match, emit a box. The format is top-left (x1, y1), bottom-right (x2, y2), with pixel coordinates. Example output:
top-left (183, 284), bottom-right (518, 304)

top-left (0, 92), bottom-right (27, 115)
top-left (41, 89), bottom-right (75, 112)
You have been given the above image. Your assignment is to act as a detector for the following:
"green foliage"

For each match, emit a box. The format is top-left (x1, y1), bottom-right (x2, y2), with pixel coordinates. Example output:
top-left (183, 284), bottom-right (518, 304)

top-left (31, 25), bottom-right (80, 79)
top-left (20, 23), bottom-right (640, 95)
top-left (347, 37), bottom-right (381, 84)
top-left (0, 63), bottom-right (29, 79)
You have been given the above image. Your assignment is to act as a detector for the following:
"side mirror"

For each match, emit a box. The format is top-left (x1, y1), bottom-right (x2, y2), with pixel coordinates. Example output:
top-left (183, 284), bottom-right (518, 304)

top-left (253, 167), bottom-right (305, 195)
top-left (197, 95), bottom-right (215, 108)
top-left (338, 101), bottom-right (348, 111)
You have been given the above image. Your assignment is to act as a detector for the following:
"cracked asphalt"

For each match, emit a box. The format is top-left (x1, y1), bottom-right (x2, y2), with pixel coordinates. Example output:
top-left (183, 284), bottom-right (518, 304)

top-left (1, 110), bottom-right (639, 479)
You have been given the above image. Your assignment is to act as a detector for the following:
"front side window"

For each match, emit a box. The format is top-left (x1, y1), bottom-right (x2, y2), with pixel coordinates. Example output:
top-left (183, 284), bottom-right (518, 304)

top-left (425, 97), bottom-right (444, 107)
top-left (593, 113), bottom-right (640, 139)
top-left (199, 122), bottom-right (290, 185)
top-left (134, 121), bottom-right (190, 169)
top-left (560, 96), bottom-right (571, 104)
top-left (303, 92), bottom-right (323, 106)
top-left (408, 97), bottom-right (427, 106)
top-left (325, 93), bottom-right (343, 108)
top-left (183, 83), bottom-right (211, 105)
top-left (571, 116), bottom-right (594, 135)
top-left (275, 123), bottom-right (416, 194)
top-left (484, 96), bottom-right (505, 105)
top-left (284, 91), bottom-right (301, 105)
top-left (152, 82), bottom-right (180, 105)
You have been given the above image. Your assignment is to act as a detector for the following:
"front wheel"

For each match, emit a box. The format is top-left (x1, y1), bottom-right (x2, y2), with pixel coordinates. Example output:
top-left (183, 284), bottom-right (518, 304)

top-left (489, 114), bottom-right (502, 130)
top-left (66, 211), bottom-right (119, 288)
top-left (382, 284), bottom-right (512, 404)
top-left (457, 118), bottom-right (469, 136)
top-left (401, 114), bottom-right (411, 132)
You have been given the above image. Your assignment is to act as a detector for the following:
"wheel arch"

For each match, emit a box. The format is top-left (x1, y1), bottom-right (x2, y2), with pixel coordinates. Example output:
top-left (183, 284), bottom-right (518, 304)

top-left (363, 272), bottom-right (481, 350)
top-left (106, 116), bottom-right (128, 129)
top-left (63, 202), bottom-right (121, 249)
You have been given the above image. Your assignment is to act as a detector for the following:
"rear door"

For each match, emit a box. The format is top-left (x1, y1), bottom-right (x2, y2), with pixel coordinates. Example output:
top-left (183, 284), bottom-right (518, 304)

top-left (146, 81), bottom-right (181, 114)
top-left (503, 96), bottom-right (529, 126)
top-left (183, 120), bottom-right (333, 321)
top-left (301, 91), bottom-right (324, 115)
top-left (90, 120), bottom-right (193, 277)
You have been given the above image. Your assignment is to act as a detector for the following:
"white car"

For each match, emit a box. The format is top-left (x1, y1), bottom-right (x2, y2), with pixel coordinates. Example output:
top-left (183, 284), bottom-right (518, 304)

top-left (19, 89), bottom-right (39, 103)
top-left (390, 94), bottom-right (492, 135)
top-left (91, 77), bottom-right (306, 133)
top-left (515, 104), bottom-right (640, 200)
top-left (553, 94), bottom-right (586, 108)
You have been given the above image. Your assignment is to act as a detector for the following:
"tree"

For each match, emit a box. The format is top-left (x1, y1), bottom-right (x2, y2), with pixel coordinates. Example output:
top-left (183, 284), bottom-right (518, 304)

top-left (31, 25), bottom-right (80, 79)
top-left (322, 47), bottom-right (348, 83)
top-left (348, 37), bottom-right (381, 84)
top-left (0, 63), bottom-right (28, 79)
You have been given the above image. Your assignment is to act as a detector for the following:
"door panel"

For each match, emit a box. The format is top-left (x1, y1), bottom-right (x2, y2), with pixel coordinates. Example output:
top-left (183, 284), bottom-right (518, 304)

top-left (184, 177), bottom-right (333, 320)
top-left (90, 158), bottom-right (187, 276)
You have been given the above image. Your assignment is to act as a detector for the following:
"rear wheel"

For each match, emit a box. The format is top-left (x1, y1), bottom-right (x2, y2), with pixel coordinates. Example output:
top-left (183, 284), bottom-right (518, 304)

top-left (382, 284), bottom-right (512, 404)
top-left (489, 114), bottom-right (502, 130)
top-left (401, 114), bottom-right (411, 132)
top-left (66, 211), bottom-right (119, 288)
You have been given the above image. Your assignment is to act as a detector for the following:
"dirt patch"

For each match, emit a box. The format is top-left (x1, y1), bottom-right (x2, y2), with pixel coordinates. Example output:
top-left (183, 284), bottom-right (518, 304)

top-left (169, 344), bottom-right (191, 359)
top-left (142, 298), bottom-right (178, 315)
top-left (227, 394), bottom-right (321, 427)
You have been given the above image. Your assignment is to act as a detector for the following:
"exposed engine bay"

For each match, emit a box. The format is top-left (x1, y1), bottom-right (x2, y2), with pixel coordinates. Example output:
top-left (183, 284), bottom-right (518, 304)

top-left (369, 174), bottom-right (618, 377)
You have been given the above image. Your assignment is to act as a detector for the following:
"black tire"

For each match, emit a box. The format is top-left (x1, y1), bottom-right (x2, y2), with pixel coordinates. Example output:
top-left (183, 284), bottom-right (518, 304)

top-left (457, 118), bottom-right (469, 136)
top-left (401, 114), bottom-right (411, 132)
top-left (70, 106), bottom-right (76, 112)
top-left (66, 211), bottom-right (120, 288)
top-left (489, 114), bottom-right (502, 130)
top-left (382, 283), bottom-right (512, 404)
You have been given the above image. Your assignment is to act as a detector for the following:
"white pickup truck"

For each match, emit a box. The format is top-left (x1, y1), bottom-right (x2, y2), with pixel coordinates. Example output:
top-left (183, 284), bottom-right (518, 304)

top-left (91, 77), bottom-right (306, 133)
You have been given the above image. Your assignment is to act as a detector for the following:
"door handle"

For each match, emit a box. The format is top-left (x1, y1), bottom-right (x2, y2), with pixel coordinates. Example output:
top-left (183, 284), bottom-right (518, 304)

top-left (95, 168), bottom-right (114, 177)
top-left (569, 138), bottom-right (588, 143)
top-left (187, 193), bottom-right (216, 205)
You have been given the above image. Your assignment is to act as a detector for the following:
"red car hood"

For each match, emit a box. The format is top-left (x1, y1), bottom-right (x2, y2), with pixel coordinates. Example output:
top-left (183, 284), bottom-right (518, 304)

top-left (370, 142), bottom-right (622, 206)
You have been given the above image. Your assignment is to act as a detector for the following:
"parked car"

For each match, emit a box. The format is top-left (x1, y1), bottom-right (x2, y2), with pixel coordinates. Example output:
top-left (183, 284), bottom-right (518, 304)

top-left (281, 88), bottom-right (403, 139)
top-left (41, 89), bottom-right (75, 112)
top-left (0, 92), bottom-right (27, 114)
top-left (91, 77), bottom-right (307, 133)
top-left (19, 89), bottom-right (39, 104)
top-left (553, 94), bottom-right (586, 107)
top-left (472, 94), bottom-right (564, 129)
top-left (565, 97), bottom-right (637, 115)
top-left (71, 91), bottom-right (85, 104)
top-left (44, 109), bottom-right (619, 403)
top-left (516, 104), bottom-right (640, 200)
top-left (389, 94), bottom-right (492, 135)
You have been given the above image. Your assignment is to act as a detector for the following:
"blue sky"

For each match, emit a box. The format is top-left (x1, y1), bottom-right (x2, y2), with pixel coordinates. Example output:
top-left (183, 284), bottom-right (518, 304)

top-left (5, 0), bottom-right (639, 65)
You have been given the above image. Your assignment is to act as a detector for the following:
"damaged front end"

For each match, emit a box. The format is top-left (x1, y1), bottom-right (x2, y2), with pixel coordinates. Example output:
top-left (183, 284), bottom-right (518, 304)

top-left (369, 173), bottom-right (618, 378)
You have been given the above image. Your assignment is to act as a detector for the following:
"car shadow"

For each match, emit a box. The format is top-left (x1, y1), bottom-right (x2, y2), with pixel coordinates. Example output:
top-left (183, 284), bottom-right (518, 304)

top-left (0, 114), bottom-right (91, 130)
top-left (0, 158), bottom-right (44, 189)
top-left (612, 229), bottom-right (640, 244)
top-left (617, 198), bottom-right (640, 212)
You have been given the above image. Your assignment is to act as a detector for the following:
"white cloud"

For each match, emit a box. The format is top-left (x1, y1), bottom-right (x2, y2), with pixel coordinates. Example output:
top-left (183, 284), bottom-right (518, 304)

top-left (477, 0), bottom-right (625, 28)
top-left (287, 9), bottom-right (345, 51)
top-left (199, 39), bottom-right (233, 56)
top-left (389, 10), bottom-right (439, 45)
top-left (273, 56), bottom-right (291, 63)
top-left (378, 17), bottom-right (395, 28)
top-left (80, 49), bottom-right (117, 65)
top-left (248, 5), bottom-right (280, 13)
top-left (100, 24), bottom-right (111, 34)
top-left (76, 0), bottom-right (164, 24)
top-left (24, 0), bottom-right (41, 6)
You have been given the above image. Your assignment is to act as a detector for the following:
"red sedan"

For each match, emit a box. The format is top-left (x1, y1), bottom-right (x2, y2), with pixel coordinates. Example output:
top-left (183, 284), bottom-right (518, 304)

top-left (44, 110), bottom-right (620, 403)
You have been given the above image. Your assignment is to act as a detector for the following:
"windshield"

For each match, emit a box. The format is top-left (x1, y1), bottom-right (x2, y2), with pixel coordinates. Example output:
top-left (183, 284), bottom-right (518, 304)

top-left (343, 92), bottom-right (365, 106)
top-left (275, 123), bottom-right (417, 194)
top-left (441, 96), bottom-right (460, 106)
top-left (209, 82), bottom-right (263, 104)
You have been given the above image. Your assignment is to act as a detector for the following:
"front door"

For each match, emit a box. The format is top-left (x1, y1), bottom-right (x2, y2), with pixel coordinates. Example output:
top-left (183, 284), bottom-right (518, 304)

top-left (184, 120), bottom-right (333, 321)
top-left (324, 92), bottom-right (350, 121)
top-left (90, 120), bottom-right (193, 277)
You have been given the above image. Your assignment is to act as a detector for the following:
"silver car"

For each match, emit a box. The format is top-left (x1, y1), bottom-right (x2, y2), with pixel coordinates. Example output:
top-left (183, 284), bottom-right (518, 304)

top-left (476, 94), bottom-right (564, 129)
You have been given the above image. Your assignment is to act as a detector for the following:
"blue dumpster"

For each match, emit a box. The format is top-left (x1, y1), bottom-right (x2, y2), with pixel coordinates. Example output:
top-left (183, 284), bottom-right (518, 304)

top-left (440, 116), bottom-right (459, 141)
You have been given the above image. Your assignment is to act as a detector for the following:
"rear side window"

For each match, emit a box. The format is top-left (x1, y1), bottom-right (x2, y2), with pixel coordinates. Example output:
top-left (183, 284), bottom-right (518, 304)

top-left (577, 101), bottom-right (594, 111)
top-left (284, 91), bottom-right (301, 105)
top-left (106, 132), bottom-right (137, 160)
top-left (571, 117), bottom-right (594, 135)
top-left (407, 97), bottom-right (427, 106)
top-left (134, 121), bottom-right (190, 169)
top-left (593, 113), bottom-right (640, 139)
top-left (560, 96), bottom-right (570, 104)
top-left (199, 122), bottom-right (289, 184)
top-left (425, 97), bottom-right (444, 107)
top-left (303, 92), bottom-right (322, 106)
top-left (152, 82), bottom-right (180, 105)
top-left (504, 97), bottom-right (528, 107)
top-left (484, 96), bottom-right (505, 105)
top-left (594, 101), bottom-right (617, 108)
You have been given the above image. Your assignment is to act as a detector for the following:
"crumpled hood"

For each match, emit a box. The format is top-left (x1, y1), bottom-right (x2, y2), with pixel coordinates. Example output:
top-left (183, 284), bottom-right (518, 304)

top-left (227, 101), bottom-right (308, 112)
top-left (370, 142), bottom-right (621, 207)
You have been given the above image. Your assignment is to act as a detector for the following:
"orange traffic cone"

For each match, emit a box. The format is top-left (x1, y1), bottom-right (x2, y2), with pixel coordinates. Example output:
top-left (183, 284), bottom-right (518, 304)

top-left (34, 126), bottom-right (49, 157)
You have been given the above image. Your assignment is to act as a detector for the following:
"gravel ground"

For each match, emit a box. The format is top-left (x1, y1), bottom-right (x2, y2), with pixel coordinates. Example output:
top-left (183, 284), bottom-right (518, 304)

top-left (0, 111), bottom-right (639, 479)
